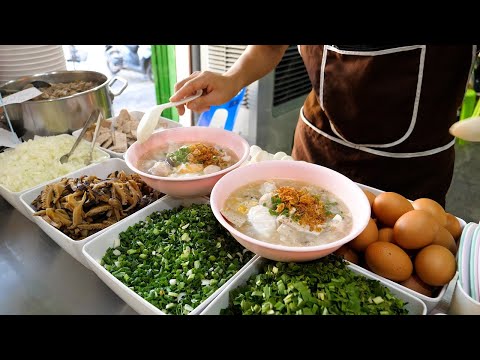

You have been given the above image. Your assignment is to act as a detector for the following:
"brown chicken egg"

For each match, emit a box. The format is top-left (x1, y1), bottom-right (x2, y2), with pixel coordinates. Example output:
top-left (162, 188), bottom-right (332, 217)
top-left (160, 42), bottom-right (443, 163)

top-left (350, 218), bottom-right (378, 252)
top-left (445, 213), bottom-right (462, 241)
top-left (372, 192), bottom-right (414, 227)
top-left (378, 228), bottom-right (395, 243)
top-left (334, 244), bottom-right (360, 264)
top-left (414, 245), bottom-right (456, 286)
top-left (393, 210), bottom-right (439, 249)
top-left (404, 248), bottom-right (420, 260)
top-left (365, 242), bottom-right (413, 282)
top-left (412, 198), bottom-right (447, 227)
top-left (400, 274), bottom-right (433, 297)
top-left (363, 189), bottom-right (376, 209)
top-left (432, 226), bottom-right (457, 255)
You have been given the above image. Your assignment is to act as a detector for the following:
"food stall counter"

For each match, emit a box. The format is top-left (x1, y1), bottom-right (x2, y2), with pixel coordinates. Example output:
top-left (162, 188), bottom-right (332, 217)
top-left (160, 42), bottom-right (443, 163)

top-left (0, 197), bottom-right (137, 315)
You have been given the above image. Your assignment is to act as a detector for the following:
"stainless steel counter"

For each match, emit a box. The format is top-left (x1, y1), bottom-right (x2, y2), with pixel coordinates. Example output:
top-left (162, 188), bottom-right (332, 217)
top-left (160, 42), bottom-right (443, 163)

top-left (0, 197), bottom-right (137, 315)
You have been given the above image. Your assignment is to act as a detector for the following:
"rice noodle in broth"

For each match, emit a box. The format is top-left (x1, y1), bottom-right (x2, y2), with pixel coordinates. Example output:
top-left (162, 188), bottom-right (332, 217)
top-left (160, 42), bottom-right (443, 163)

top-left (221, 179), bottom-right (353, 247)
top-left (137, 141), bottom-right (238, 178)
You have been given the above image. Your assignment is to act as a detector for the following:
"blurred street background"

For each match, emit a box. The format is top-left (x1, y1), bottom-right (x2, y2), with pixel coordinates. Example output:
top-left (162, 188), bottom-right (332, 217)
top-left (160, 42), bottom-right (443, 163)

top-left (63, 45), bottom-right (156, 114)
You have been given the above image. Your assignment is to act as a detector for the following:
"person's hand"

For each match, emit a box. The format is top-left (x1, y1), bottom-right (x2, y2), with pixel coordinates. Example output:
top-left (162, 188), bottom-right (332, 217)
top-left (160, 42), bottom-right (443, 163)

top-left (170, 71), bottom-right (241, 115)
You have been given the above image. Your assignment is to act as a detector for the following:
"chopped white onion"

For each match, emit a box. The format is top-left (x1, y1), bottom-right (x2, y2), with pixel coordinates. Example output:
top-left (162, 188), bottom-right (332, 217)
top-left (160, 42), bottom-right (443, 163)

top-left (0, 134), bottom-right (108, 192)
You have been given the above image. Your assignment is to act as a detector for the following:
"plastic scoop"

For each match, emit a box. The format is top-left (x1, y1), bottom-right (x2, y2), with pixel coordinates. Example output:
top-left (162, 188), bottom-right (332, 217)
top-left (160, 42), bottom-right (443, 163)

top-left (449, 117), bottom-right (480, 142)
top-left (136, 89), bottom-right (203, 143)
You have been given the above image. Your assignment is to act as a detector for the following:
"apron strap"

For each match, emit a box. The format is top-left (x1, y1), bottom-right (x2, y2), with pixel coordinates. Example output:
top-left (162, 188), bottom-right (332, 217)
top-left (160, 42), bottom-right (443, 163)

top-left (300, 106), bottom-right (456, 158)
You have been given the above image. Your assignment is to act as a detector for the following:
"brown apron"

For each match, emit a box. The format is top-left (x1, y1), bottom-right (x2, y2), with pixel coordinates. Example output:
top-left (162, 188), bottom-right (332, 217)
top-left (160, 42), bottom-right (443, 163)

top-left (292, 45), bottom-right (477, 207)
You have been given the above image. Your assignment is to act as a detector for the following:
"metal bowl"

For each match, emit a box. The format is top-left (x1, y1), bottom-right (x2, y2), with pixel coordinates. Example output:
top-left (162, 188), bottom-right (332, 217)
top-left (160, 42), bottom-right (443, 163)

top-left (0, 70), bottom-right (127, 139)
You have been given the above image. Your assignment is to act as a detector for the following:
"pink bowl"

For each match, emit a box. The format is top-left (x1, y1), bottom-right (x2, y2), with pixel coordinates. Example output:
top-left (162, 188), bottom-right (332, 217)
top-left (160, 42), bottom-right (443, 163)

top-left (124, 126), bottom-right (250, 198)
top-left (210, 160), bottom-right (371, 262)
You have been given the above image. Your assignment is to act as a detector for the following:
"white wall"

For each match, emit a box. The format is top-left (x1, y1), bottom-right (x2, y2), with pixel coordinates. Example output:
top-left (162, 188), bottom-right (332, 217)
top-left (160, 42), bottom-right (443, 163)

top-left (175, 45), bottom-right (193, 127)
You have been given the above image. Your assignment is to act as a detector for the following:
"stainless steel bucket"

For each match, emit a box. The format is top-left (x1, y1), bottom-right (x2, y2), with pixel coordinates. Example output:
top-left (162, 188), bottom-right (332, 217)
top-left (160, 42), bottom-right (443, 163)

top-left (0, 70), bottom-right (127, 139)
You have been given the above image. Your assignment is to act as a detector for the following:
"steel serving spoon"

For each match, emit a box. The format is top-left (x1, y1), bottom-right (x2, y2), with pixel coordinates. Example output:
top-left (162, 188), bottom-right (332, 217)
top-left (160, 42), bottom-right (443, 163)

top-left (85, 112), bottom-right (104, 165)
top-left (136, 89), bottom-right (203, 144)
top-left (60, 109), bottom-right (100, 164)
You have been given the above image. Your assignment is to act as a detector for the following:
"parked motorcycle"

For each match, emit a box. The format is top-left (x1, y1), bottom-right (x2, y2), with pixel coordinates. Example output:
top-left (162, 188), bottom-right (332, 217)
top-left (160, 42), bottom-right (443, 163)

top-left (105, 45), bottom-right (153, 81)
top-left (66, 45), bottom-right (88, 63)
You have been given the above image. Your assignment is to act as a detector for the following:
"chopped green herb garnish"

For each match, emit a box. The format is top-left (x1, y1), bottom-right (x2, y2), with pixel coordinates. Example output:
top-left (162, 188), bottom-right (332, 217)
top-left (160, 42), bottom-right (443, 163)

top-left (271, 195), bottom-right (282, 207)
top-left (166, 145), bottom-right (191, 166)
top-left (221, 255), bottom-right (409, 315)
top-left (101, 203), bottom-right (254, 315)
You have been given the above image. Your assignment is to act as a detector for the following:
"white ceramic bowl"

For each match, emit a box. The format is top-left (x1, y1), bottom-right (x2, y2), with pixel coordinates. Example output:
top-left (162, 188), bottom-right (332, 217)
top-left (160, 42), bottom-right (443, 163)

top-left (0, 51), bottom-right (65, 65)
top-left (0, 59), bottom-right (67, 73)
top-left (209, 160), bottom-right (372, 262)
top-left (19, 158), bottom-right (150, 268)
top-left (82, 195), bottom-right (259, 314)
top-left (201, 256), bottom-right (427, 315)
top-left (125, 126), bottom-right (251, 198)
top-left (0, 45), bottom-right (60, 56)
top-left (0, 45), bottom-right (66, 83)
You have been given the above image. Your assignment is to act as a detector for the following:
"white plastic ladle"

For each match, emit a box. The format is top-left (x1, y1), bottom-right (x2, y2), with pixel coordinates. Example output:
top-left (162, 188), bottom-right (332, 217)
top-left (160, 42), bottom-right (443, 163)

top-left (449, 117), bottom-right (480, 142)
top-left (136, 89), bottom-right (203, 143)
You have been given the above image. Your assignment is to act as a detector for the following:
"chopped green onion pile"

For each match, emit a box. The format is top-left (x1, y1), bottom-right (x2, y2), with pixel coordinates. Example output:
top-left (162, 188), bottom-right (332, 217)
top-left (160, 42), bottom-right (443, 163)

top-left (221, 255), bottom-right (409, 315)
top-left (101, 203), bottom-right (254, 315)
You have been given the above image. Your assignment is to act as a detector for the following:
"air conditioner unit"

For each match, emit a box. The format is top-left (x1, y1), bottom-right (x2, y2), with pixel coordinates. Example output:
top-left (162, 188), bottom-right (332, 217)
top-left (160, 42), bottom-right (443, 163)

top-left (198, 45), bottom-right (311, 155)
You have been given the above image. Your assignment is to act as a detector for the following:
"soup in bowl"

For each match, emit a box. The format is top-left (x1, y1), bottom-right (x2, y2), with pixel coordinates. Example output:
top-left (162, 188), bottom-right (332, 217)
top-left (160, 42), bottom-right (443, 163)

top-left (210, 160), bottom-right (371, 262)
top-left (125, 126), bottom-right (250, 197)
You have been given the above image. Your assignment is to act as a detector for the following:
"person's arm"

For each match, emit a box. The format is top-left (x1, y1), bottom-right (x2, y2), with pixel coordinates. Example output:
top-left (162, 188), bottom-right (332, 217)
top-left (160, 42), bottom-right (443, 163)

top-left (170, 45), bottom-right (289, 114)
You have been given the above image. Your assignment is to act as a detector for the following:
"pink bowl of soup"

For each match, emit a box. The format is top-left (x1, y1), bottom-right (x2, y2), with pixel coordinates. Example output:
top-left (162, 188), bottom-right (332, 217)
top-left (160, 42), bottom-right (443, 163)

top-left (210, 160), bottom-right (371, 262)
top-left (124, 126), bottom-right (250, 198)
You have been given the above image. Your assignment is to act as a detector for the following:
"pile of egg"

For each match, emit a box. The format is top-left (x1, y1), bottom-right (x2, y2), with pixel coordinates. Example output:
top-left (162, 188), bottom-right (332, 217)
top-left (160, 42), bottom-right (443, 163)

top-left (336, 192), bottom-right (460, 298)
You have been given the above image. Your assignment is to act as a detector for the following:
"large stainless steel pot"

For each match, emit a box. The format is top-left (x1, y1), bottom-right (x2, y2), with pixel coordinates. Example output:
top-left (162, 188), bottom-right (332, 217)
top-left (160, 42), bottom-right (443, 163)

top-left (0, 70), bottom-right (127, 139)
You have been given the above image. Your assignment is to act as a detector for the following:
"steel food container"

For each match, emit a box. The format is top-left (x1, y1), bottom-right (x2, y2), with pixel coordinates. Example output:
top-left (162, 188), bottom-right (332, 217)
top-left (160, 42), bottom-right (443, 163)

top-left (0, 70), bottom-right (127, 139)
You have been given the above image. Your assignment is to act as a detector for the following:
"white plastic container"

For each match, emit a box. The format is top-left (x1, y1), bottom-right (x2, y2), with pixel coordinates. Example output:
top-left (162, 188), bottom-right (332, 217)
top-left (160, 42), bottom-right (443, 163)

top-left (201, 256), bottom-right (427, 315)
top-left (82, 195), bottom-right (259, 315)
top-left (19, 158), bottom-right (145, 268)
top-left (72, 112), bottom-right (182, 159)
top-left (0, 182), bottom-right (34, 219)
top-left (356, 183), bottom-right (465, 313)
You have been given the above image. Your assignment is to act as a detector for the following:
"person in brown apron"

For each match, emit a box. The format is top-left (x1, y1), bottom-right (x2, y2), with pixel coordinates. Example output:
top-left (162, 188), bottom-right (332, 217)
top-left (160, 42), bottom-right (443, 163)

top-left (171, 45), bottom-right (478, 207)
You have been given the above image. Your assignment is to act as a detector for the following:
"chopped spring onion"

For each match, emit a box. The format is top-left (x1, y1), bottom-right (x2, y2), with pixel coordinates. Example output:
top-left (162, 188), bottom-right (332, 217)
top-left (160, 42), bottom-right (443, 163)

top-left (220, 255), bottom-right (409, 315)
top-left (101, 203), bottom-right (254, 315)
